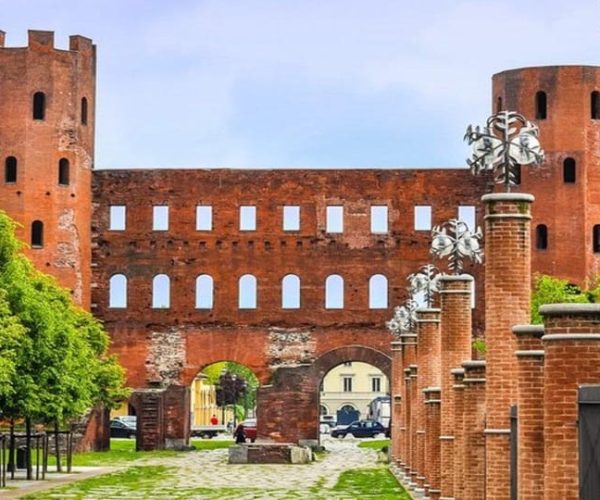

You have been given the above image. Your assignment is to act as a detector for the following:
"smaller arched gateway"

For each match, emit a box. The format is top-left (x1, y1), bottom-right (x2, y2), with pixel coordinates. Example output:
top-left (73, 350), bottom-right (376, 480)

top-left (257, 345), bottom-right (391, 445)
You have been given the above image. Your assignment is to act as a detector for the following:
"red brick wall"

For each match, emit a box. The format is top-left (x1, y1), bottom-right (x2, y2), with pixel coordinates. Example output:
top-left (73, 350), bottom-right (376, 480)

top-left (483, 193), bottom-right (533, 499)
top-left (0, 31), bottom-right (95, 308)
top-left (423, 388), bottom-right (441, 499)
top-left (390, 341), bottom-right (403, 463)
top-left (452, 368), bottom-right (466, 499)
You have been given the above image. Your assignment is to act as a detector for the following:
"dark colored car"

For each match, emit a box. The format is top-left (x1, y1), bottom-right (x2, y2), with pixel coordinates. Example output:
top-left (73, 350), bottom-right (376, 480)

top-left (110, 419), bottom-right (136, 438)
top-left (331, 420), bottom-right (386, 438)
top-left (242, 419), bottom-right (257, 443)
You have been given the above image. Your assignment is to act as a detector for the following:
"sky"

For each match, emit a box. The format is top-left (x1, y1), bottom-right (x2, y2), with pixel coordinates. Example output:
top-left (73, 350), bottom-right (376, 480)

top-left (2, 0), bottom-right (600, 169)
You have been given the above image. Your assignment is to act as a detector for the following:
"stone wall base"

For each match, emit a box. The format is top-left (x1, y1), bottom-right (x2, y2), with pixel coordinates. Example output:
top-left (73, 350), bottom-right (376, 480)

top-left (228, 443), bottom-right (312, 464)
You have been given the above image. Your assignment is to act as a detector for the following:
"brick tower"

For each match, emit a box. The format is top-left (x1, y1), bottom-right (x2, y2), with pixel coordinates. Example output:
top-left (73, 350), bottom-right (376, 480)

top-left (0, 30), bottom-right (95, 309)
top-left (493, 65), bottom-right (600, 287)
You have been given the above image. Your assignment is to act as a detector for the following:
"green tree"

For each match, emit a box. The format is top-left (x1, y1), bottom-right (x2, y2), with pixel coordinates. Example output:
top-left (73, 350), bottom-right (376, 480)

top-left (531, 274), bottom-right (590, 324)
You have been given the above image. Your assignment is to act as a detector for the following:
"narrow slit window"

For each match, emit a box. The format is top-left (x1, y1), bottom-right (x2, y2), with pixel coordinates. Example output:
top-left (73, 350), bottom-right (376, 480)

top-left (592, 91), bottom-right (600, 120)
top-left (109, 274), bottom-right (127, 308)
top-left (109, 206), bottom-right (126, 231)
top-left (325, 274), bottom-right (344, 309)
top-left (563, 158), bottom-right (576, 183)
top-left (496, 96), bottom-right (503, 113)
top-left (370, 206), bottom-right (388, 234)
top-left (369, 274), bottom-right (388, 309)
top-left (31, 220), bottom-right (43, 248)
top-left (513, 164), bottom-right (522, 185)
top-left (153, 206), bottom-right (169, 231)
top-left (458, 206), bottom-right (476, 231)
top-left (4, 157), bottom-right (17, 183)
top-left (152, 274), bottom-right (170, 308)
top-left (196, 205), bottom-right (213, 231)
top-left (81, 97), bottom-right (88, 125)
top-left (283, 206), bottom-right (300, 231)
top-left (240, 206), bottom-right (256, 231)
top-left (58, 158), bottom-right (70, 186)
top-left (33, 92), bottom-right (45, 120)
top-left (414, 206), bottom-right (432, 231)
top-left (535, 91), bottom-right (547, 120)
top-left (282, 274), bottom-right (301, 309)
top-left (239, 274), bottom-right (257, 309)
top-left (536, 224), bottom-right (548, 250)
top-left (326, 206), bottom-right (343, 233)
top-left (195, 274), bottom-right (214, 309)
top-left (593, 225), bottom-right (600, 253)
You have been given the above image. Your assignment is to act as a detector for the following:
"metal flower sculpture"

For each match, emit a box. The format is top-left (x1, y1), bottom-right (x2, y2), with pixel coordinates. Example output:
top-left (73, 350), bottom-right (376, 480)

top-left (465, 110), bottom-right (544, 191)
top-left (386, 300), bottom-right (418, 338)
top-left (430, 219), bottom-right (483, 274)
top-left (408, 264), bottom-right (440, 308)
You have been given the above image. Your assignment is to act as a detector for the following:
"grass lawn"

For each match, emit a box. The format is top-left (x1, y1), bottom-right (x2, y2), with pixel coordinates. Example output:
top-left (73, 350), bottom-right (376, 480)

top-left (357, 438), bottom-right (390, 450)
top-left (333, 467), bottom-right (411, 499)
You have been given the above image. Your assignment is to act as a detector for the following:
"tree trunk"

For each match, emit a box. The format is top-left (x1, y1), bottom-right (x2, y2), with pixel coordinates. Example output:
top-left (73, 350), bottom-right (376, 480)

top-left (54, 421), bottom-right (61, 472)
top-left (25, 417), bottom-right (32, 480)
top-left (7, 420), bottom-right (15, 479)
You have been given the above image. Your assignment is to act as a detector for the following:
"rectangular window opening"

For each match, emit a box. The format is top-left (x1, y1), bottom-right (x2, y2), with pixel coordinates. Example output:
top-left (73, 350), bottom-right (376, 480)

top-left (414, 205), bottom-right (432, 231)
top-left (372, 377), bottom-right (381, 392)
top-left (343, 377), bottom-right (353, 393)
top-left (283, 206), bottom-right (300, 231)
top-left (153, 206), bottom-right (169, 231)
top-left (326, 206), bottom-right (343, 233)
top-left (109, 205), bottom-right (126, 231)
top-left (458, 206), bottom-right (476, 231)
top-left (370, 205), bottom-right (388, 234)
top-left (196, 205), bottom-right (213, 231)
top-left (240, 206), bottom-right (256, 231)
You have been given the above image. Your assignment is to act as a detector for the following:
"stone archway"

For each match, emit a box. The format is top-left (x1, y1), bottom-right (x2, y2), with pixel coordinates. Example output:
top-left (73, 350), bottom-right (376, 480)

top-left (257, 345), bottom-right (391, 445)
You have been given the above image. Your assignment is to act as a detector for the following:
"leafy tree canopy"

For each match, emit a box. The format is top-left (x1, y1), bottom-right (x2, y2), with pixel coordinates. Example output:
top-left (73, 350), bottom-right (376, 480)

top-left (531, 274), bottom-right (593, 324)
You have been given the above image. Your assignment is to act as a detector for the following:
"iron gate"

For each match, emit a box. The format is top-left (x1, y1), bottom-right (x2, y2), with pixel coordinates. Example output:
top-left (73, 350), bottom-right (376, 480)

top-left (579, 385), bottom-right (600, 499)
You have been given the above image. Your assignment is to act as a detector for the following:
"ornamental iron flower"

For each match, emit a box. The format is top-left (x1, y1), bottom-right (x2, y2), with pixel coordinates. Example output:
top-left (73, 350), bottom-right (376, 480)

top-left (430, 219), bottom-right (483, 274)
top-left (386, 299), bottom-right (418, 338)
top-left (465, 110), bottom-right (544, 191)
top-left (408, 264), bottom-right (440, 308)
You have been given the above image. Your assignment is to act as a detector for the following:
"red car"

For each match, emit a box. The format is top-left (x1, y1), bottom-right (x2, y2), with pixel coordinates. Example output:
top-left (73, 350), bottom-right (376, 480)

top-left (242, 418), bottom-right (257, 443)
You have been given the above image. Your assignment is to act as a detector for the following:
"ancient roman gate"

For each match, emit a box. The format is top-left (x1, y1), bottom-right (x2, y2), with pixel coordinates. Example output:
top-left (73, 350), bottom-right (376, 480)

top-left (92, 168), bottom-right (487, 448)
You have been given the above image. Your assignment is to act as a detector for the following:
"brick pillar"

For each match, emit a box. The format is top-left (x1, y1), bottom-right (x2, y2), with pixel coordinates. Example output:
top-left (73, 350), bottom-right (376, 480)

top-left (462, 360), bottom-right (486, 500)
top-left (409, 364), bottom-right (419, 486)
top-left (483, 192), bottom-right (533, 499)
top-left (439, 274), bottom-right (473, 499)
top-left (131, 388), bottom-right (165, 451)
top-left (424, 387), bottom-right (442, 500)
top-left (513, 324), bottom-right (544, 499)
top-left (163, 385), bottom-right (191, 450)
top-left (451, 368), bottom-right (466, 500)
top-left (390, 340), bottom-right (403, 465)
top-left (416, 308), bottom-right (442, 493)
top-left (540, 304), bottom-right (600, 499)
top-left (401, 333), bottom-right (417, 475)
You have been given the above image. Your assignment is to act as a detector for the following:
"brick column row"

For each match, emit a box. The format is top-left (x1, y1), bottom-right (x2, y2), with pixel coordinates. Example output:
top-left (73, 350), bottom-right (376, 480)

top-left (462, 360), bottom-right (486, 500)
top-left (390, 340), bottom-right (403, 465)
top-left (513, 324), bottom-right (544, 499)
top-left (401, 333), bottom-right (417, 476)
top-left (439, 274), bottom-right (473, 499)
top-left (409, 364), bottom-right (418, 486)
top-left (540, 304), bottom-right (600, 499)
top-left (483, 192), bottom-right (534, 500)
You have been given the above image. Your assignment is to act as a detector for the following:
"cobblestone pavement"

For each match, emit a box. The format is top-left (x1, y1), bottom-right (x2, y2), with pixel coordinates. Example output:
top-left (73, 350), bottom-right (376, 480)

top-left (31, 437), bottom-right (389, 499)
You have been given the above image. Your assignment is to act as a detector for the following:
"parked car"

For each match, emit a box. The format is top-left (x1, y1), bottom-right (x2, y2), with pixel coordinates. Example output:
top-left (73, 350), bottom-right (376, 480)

top-left (331, 420), bottom-right (386, 439)
top-left (320, 415), bottom-right (336, 428)
top-left (242, 418), bottom-right (257, 443)
top-left (320, 423), bottom-right (330, 434)
top-left (114, 415), bottom-right (137, 426)
top-left (110, 419), bottom-right (136, 439)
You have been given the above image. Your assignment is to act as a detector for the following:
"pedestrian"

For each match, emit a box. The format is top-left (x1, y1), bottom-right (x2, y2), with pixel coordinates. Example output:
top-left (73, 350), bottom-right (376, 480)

top-left (233, 422), bottom-right (246, 444)
top-left (210, 414), bottom-right (218, 426)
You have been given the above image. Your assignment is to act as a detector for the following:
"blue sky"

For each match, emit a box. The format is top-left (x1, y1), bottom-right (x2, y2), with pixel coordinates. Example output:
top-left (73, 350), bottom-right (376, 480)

top-left (2, 0), bottom-right (600, 169)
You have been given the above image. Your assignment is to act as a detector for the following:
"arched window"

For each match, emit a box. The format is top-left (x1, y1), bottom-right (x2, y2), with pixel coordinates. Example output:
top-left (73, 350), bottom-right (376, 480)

top-left (496, 96), bottom-right (503, 113)
top-left (81, 97), bottom-right (88, 125)
top-left (195, 274), bottom-right (214, 309)
top-left (535, 91), bottom-right (547, 120)
top-left (369, 274), bottom-right (388, 309)
top-left (33, 92), bottom-right (45, 120)
top-left (4, 157), bottom-right (17, 183)
top-left (152, 274), bottom-right (170, 308)
top-left (31, 220), bottom-right (43, 248)
top-left (325, 274), bottom-right (344, 309)
top-left (239, 274), bottom-right (257, 309)
top-left (592, 91), bottom-right (600, 120)
top-left (58, 158), bottom-right (70, 186)
top-left (536, 224), bottom-right (548, 250)
top-left (563, 158), bottom-right (576, 183)
top-left (109, 274), bottom-right (127, 308)
top-left (282, 274), bottom-right (300, 309)
top-left (593, 225), bottom-right (600, 253)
